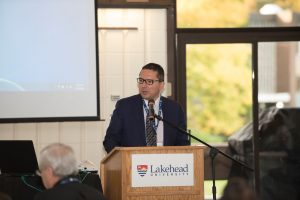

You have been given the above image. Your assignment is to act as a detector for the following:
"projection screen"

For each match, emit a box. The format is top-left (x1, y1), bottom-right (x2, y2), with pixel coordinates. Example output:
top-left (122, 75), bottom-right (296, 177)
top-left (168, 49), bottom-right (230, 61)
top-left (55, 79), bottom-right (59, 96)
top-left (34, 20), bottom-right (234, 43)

top-left (0, 0), bottom-right (99, 122)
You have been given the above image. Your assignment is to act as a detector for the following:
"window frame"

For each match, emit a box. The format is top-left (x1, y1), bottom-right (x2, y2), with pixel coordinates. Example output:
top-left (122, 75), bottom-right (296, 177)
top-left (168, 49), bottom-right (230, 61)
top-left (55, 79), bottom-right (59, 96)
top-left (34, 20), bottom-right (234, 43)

top-left (175, 26), bottom-right (300, 193)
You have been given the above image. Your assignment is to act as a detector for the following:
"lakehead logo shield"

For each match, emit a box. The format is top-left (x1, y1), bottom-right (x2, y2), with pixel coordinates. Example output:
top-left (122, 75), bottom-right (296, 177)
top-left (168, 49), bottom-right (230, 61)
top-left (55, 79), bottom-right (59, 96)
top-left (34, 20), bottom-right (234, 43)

top-left (137, 165), bottom-right (148, 177)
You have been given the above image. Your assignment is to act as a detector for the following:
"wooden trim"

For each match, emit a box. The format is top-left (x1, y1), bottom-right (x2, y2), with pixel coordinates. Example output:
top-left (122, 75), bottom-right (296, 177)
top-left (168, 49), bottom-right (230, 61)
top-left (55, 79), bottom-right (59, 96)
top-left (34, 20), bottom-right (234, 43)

top-left (166, 6), bottom-right (176, 100)
top-left (97, 0), bottom-right (175, 8)
top-left (98, 27), bottom-right (138, 30)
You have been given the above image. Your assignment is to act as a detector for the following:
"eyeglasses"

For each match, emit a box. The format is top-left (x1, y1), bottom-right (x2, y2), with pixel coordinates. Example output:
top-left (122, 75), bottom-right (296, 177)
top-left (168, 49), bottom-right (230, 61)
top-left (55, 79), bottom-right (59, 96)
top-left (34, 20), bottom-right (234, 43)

top-left (137, 78), bottom-right (162, 85)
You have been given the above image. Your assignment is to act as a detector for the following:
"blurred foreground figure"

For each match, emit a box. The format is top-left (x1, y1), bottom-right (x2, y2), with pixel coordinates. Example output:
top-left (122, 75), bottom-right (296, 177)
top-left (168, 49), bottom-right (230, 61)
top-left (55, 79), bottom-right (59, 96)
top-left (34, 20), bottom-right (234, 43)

top-left (0, 192), bottom-right (12, 200)
top-left (34, 143), bottom-right (105, 200)
top-left (220, 177), bottom-right (258, 200)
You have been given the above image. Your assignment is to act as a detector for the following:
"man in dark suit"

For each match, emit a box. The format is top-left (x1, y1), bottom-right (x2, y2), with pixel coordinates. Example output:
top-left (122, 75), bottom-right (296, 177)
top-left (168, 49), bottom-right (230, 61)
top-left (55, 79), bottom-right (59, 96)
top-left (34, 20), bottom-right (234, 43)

top-left (34, 143), bottom-right (105, 200)
top-left (103, 63), bottom-right (189, 153)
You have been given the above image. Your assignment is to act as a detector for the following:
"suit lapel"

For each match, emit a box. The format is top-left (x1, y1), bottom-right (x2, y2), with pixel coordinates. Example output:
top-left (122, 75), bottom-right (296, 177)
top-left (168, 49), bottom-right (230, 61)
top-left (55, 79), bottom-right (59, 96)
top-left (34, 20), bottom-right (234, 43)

top-left (135, 95), bottom-right (147, 143)
top-left (161, 97), bottom-right (171, 145)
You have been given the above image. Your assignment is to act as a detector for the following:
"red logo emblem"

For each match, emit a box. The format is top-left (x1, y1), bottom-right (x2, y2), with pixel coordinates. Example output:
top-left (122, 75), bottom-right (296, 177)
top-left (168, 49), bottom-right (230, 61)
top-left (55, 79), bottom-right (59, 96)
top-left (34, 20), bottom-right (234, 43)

top-left (137, 165), bottom-right (148, 177)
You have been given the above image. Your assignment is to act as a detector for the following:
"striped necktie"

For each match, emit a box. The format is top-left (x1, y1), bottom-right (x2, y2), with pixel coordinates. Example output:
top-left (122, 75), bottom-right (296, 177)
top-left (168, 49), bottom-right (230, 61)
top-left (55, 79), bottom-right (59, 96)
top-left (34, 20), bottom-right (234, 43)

top-left (145, 116), bottom-right (157, 146)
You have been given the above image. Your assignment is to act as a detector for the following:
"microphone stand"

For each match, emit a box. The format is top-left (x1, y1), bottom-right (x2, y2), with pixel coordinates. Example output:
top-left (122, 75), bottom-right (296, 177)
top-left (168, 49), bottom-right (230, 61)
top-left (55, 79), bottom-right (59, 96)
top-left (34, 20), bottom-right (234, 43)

top-left (154, 114), bottom-right (253, 200)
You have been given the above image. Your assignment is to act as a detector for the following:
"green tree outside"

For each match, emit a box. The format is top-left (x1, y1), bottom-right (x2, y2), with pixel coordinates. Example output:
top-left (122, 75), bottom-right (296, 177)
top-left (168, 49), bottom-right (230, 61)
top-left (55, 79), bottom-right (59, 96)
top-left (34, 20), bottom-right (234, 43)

top-left (186, 44), bottom-right (252, 142)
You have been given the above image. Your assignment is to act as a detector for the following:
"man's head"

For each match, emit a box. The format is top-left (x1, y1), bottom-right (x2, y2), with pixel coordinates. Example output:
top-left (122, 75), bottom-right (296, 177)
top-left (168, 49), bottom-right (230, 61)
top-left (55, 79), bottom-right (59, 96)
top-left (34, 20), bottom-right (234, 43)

top-left (38, 143), bottom-right (78, 189)
top-left (137, 63), bottom-right (165, 100)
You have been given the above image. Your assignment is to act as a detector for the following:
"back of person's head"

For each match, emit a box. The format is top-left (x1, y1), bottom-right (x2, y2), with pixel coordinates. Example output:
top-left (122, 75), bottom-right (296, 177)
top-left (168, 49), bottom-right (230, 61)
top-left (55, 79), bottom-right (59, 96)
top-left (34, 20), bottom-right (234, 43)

top-left (39, 143), bottom-right (78, 177)
top-left (141, 63), bottom-right (164, 81)
top-left (220, 177), bottom-right (258, 200)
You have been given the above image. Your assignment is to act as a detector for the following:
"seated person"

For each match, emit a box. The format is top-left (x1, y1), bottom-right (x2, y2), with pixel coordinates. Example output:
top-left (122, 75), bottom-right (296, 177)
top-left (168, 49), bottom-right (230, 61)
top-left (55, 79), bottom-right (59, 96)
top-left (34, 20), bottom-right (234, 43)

top-left (34, 143), bottom-right (106, 200)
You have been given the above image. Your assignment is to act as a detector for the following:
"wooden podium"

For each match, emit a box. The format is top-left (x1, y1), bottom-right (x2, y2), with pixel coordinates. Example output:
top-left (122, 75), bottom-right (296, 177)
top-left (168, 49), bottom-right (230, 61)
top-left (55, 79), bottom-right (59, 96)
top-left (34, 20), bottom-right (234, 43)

top-left (100, 146), bottom-right (205, 200)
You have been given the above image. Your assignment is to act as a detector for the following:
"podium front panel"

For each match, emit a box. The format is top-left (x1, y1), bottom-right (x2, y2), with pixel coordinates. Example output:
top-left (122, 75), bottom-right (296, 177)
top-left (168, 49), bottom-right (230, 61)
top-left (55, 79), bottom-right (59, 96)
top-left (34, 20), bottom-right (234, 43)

top-left (101, 146), bottom-right (205, 200)
top-left (124, 146), bottom-right (204, 200)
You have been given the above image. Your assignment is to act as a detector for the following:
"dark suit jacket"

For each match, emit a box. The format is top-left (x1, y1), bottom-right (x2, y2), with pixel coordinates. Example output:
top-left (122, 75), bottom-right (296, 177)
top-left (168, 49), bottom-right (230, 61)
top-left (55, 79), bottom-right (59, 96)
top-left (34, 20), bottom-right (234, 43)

top-left (34, 177), bottom-right (105, 200)
top-left (103, 94), bottom-right (189, 153)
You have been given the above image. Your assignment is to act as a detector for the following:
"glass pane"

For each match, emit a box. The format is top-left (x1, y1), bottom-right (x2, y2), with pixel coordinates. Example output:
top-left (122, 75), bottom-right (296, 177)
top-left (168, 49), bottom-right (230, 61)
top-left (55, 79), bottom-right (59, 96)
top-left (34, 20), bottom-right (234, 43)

top-left (186, 43), bottom-right (253, 198)
top-left (177, 0), bottom-right (300, 28)
top-left (186, 44), bottom-right (252, 143)
top-left (258, 41), bottom-right (300, 200)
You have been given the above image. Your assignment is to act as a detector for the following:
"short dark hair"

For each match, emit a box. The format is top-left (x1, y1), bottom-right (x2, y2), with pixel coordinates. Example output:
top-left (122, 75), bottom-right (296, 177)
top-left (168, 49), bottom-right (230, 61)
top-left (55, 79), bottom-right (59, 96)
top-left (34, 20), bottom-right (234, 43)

top-left (142, 63), bottom-right (164, 81)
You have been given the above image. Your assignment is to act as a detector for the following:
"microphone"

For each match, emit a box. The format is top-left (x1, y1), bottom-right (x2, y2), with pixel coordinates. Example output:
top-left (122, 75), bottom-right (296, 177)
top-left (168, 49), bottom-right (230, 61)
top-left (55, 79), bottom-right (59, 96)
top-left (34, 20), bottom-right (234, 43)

top-left (148, 99), bottom-right (155, 121)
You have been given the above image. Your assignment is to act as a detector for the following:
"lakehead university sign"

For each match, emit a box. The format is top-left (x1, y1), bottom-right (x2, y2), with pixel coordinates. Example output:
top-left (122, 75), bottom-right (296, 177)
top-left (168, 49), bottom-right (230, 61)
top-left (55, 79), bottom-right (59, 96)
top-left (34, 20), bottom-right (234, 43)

top-left (131, 153), bottom-right (194, 187)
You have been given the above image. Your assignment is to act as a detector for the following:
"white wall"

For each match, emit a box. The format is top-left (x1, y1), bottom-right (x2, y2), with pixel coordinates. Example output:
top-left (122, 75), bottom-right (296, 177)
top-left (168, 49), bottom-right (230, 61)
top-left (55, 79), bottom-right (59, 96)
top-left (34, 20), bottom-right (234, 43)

top-left (0, 8), bottom-right (167, 172)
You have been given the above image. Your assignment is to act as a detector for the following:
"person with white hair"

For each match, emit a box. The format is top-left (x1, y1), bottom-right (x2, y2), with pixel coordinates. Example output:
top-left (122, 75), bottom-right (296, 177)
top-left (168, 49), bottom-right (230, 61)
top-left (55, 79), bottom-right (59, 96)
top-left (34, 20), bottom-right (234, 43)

top-left (34, 143), bottom-right (105, 200)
